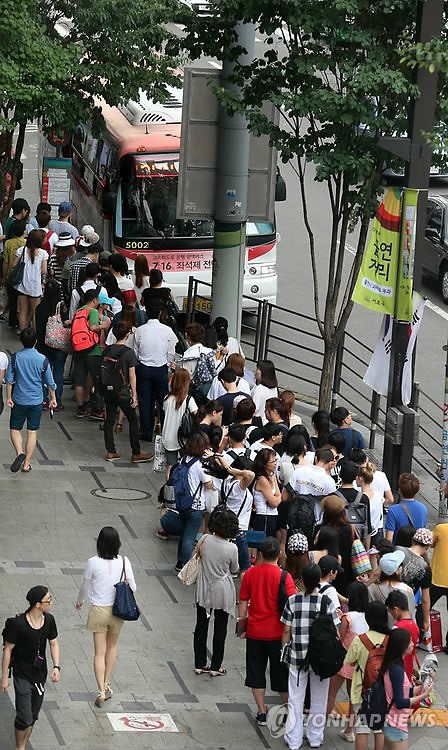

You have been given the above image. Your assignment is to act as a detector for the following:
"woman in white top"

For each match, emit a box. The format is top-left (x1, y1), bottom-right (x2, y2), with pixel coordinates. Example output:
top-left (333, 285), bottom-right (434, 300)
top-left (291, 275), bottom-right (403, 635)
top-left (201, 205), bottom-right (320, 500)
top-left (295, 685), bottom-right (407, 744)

top-left (133, 254), bottom-right (150, 305)
top-left (162, 368), bottom-right (197, 478)
top-left (208, 352), bottom-right (251, 400)
top-left (12, 229), bottom-right (48, 332)
top-left (252, 448), bottom-right (282, 536)
top-left (75, 526), bottom-right (136, 707)
top-left (212, 316), bottom-right (244, 372)
top-left (356, 462), bottom-right (384, 543)
top-left (251, 359), bottom-right (278, 424)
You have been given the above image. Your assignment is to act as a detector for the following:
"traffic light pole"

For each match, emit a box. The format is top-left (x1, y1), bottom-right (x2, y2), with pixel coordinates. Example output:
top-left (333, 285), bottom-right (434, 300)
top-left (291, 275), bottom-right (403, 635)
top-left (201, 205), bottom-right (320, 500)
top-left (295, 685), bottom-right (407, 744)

top-left (211, 22), bottom-right (255, 338)
top-left (382, 0), bottom-right (443, 496)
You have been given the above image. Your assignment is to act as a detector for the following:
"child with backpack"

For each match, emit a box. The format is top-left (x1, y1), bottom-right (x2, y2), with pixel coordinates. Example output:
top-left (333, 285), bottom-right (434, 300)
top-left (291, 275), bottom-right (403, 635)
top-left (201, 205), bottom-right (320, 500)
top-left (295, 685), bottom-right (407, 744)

top-left (381, 628), bottom-right (432, 748)
top-left (343, 601), bottom-right (390, 750)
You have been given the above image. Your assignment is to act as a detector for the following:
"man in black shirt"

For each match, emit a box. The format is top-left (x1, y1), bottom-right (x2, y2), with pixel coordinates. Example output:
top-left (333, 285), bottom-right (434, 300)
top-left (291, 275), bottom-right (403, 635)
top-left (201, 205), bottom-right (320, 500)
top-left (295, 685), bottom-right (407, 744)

top-left (1, 585), bottom-right (60, 750)
top-left (335, 460), bottom-right (372, 548)
top-left (216, 367), bottom-right (248, 426)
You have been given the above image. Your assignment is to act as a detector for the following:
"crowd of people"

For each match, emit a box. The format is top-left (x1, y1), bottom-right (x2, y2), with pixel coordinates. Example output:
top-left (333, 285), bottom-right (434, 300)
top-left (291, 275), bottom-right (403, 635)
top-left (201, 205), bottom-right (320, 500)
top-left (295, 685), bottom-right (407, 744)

top-left (0, 197), bottom-right (447, 750)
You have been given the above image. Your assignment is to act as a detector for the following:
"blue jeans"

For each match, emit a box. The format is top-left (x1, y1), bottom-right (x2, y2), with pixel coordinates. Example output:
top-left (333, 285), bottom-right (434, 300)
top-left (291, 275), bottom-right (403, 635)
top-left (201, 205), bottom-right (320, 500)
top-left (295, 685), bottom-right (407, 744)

top-left (47, 349), bottom-right (67, 405)
top-left (234, 532), bottom-right (251, 571)
top-left (136, 363), bottom-right (168, 439)
top-left (160, 509), bottom-right (182, 537)
top-left (177, 509), bottom-right (204, 566)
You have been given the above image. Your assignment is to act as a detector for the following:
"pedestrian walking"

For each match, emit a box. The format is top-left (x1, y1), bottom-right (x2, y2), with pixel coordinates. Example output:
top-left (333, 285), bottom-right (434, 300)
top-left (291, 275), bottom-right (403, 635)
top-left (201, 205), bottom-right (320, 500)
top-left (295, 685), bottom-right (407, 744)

top-left (35, 279), bottom-right (70, 410)
top-left (5, 328), bottom-right (56, 473)
top-left (1, 585), bottom-right (60, 750)
top-left (193, 509), bottom-right (239, 676)
top-left (75, 526), bottom-right (137, 707)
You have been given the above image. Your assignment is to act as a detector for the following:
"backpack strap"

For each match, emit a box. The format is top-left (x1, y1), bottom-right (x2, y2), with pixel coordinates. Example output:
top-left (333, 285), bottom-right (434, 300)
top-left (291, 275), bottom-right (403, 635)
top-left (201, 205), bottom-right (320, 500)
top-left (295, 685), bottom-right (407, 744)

top-left (400, 501), bottom-right (415, 528)
top-left (319, 583), bottom-right (332, 595)
top-left (319, 593), bottom-right (329, 614)
top-left (359, 633), bottom-right (375, 652)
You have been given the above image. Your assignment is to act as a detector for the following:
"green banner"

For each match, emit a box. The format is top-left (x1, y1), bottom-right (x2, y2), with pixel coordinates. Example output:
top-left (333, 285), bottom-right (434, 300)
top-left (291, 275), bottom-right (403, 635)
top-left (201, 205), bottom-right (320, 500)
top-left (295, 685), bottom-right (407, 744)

top-left (396, 188), bottom-right (418, 322)
top-left (352, 187), bottom-right (401, 315)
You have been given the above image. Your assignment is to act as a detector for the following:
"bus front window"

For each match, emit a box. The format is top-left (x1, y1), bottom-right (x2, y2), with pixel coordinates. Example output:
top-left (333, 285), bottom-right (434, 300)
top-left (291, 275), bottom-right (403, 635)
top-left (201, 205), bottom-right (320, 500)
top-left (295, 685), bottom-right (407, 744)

top-left (117, 153), bottom-right (213, 239)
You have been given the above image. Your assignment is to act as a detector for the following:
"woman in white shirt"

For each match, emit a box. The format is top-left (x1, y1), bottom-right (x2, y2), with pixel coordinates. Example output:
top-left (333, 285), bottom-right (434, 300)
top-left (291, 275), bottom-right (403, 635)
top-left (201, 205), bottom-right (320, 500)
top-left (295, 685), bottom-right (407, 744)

top-left (12, 229), bottom-right (48, 332)
top-left (207, 353), bottom-right (251, 400)
top-left (133, 254), bottom-right (150, 305)
top-left (356, 462), bottom-right (384, 544)
top-left (252, 448), bottom-right (282, 536)
top-left (162, 368), bottom-right (197, 478)
top-left (251, 359), bottom-right (278, 424)
top-left (212, 316), bottom-right (244, 371)
top-left (75, 526), bottom-right (136, 707)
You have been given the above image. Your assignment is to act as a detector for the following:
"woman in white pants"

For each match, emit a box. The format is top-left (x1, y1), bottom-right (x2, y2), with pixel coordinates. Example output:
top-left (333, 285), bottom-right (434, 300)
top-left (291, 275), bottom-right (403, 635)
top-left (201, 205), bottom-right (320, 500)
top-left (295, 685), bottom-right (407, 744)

top-left (281, 564), bottom-right (341, 750)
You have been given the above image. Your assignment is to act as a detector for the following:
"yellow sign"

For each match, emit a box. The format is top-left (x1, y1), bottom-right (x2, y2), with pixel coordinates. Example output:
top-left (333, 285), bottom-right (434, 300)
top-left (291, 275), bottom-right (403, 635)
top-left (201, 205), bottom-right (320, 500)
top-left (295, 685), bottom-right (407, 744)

top-left (182, 295), bottom-right (212, 314)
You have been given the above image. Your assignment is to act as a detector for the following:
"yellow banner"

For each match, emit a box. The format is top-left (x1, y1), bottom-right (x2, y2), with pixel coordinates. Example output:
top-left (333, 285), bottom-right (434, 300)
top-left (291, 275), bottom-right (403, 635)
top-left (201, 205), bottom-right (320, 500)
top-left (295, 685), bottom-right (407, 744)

top-left (396, 188), bottom-right (418, 321)
top-left (352, 187), bottom-right (401, 315)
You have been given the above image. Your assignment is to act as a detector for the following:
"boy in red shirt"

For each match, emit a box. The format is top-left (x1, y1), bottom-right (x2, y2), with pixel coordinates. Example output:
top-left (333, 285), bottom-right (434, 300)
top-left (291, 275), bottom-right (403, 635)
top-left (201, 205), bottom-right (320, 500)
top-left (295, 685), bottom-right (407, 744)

top-left (238, 537), bottom-right (296, 725)
top-left (386, 589), bottom-right (420, 678)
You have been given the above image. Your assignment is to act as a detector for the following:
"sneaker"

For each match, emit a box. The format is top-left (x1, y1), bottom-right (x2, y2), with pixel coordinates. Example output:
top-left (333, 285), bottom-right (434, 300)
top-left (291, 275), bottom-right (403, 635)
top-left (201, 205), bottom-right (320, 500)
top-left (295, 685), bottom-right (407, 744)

top-left (89, 410), bottom-right (105, 422)
top-left (106, 451), bottom-right (121, 461)
top-left (256, 711), bottom-right (267, 726)
top-left (156, 529), bottom-right (169, 540)
top-left (76, 406), bottom-right (89, 418)
top-left (131, 451), bottom-right (154, 463)
top-left (175, 562), bottom-right (183, 572)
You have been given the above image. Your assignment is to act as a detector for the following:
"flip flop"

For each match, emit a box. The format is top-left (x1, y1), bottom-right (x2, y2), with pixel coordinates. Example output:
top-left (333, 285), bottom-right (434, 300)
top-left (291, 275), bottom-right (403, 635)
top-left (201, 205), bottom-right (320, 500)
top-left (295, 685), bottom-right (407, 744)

top-left (21, 465), bottom-right (32, 473)
top-left (10, 454), bottom-right (25, 473)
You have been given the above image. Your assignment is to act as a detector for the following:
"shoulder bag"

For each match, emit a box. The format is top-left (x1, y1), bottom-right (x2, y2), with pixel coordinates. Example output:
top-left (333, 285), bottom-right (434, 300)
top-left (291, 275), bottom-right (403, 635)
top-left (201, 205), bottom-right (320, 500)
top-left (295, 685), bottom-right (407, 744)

top-left (351, 526), bottom-right (372, 577)
top-left (8, 247), bottom-right (26, 288)
top-left (112, 557), bottom-right (140, 621)
top-left (177, 535), bottom-right (207, 585)
top-left (45, 302), bottom-right (71, 352)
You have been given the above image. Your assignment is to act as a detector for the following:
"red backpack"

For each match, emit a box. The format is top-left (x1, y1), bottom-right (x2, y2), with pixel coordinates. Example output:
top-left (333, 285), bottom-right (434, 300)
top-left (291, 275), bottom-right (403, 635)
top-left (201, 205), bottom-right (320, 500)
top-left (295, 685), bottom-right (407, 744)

top-left (359, 633), bottom-right (389, 696)
top-left (70, 308), bottom-right (99, 352)
top-left (42, 230), bottom-right (55, 254)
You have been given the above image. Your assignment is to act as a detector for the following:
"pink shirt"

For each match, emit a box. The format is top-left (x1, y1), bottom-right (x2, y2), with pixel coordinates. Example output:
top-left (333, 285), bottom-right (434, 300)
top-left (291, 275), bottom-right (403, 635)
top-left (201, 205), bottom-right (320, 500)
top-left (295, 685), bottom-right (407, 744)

top-left (384, 667), bottom-right (412, 731)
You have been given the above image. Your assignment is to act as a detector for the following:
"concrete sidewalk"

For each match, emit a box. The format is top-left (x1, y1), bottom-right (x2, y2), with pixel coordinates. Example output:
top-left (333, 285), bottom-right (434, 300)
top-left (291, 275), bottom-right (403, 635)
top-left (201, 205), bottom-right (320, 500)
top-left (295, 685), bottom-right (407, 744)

top-left (0, 324), bottom-right (447, 749)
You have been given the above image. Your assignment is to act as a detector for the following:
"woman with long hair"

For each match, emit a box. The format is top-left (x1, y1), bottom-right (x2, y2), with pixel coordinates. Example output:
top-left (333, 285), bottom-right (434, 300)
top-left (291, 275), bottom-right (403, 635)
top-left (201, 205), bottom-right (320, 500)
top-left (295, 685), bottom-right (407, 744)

top-left (311, 525), bottom-right (341, 565)
top-left (317, 495), bottom-right (354, 595)
top-left (162, 368), bottom-right (198, 478)
top-left (133, 254), bottom-right (150, 305)
top-left (381, 628), bottom-right (431, 749)
top-left (193, 508), bottom-right (239, 676)
top-left (212, 316), bottom-right (244, 369)
top-left (207, 352), bottom-right (251, 399)
top-left (251, 359), bottom-right (278, 424)
top-left (280, 390), bottom-right (302, 428)
top-left (75, 526), bottom-right (137, 707)
top-left (252, 448), bottom-right (282, 536)
top-left (35, 279), bottom-right (70, 409)
top-left (310, 410), bottom-right (331, 451)
top-left (12, 228), bottom-right (48, 332)
top-left (279, 434), bottom-right (308, 487)
top-left (356, 462), bottom-right (385, 546)
top-left (285, 532), bottom-right (310, 591)
top-left (327, 581), bottom-right (369, 739)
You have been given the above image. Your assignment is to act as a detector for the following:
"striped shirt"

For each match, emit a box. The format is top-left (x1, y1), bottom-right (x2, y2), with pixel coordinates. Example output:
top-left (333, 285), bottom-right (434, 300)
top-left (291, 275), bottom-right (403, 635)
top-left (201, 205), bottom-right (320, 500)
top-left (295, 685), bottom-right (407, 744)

top-left (281, 592), bottom-right (340, 668)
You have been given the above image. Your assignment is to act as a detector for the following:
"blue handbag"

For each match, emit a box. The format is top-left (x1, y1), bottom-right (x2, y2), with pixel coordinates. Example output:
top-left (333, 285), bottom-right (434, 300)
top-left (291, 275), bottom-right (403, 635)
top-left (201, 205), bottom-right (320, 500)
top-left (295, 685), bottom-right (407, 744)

top-left (245, 530), bottom-right (266, 550)
top-left (112, 557), bottom-right (140, 621)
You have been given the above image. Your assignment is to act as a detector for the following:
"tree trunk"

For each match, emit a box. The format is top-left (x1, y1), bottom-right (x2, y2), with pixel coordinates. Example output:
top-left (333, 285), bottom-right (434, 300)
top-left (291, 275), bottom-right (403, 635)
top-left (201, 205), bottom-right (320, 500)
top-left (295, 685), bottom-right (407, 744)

top-left (319, 340), bottom-right (338, 412)
top-left (0, 122), bottom-right (27, 223)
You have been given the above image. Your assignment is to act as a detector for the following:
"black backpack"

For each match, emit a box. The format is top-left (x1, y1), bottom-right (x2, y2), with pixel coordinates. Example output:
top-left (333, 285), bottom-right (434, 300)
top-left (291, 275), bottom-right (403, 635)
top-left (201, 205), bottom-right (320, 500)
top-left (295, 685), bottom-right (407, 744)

top-left (99, 347), bottom-right (128, 396)
top-left (75, 285), bottom-right (86, 309)
top-left (335, 489), bottom-right (368, 539)
top-left (358, 675), bottom-right (393, 731)
top-left (177, 396), bottom-right (194, 450)
top-left (278, 569), bottom-right (289, 616)
top-left (287, 492), bottom-right (320, 545)
top-left (305, 595), bottom-right (346, 679)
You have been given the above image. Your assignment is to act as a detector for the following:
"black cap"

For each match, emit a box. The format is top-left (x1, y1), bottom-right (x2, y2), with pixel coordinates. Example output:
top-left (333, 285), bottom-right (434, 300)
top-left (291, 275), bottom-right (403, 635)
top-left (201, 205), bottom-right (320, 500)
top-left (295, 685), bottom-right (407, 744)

top-left (26, 585), bottom-right (48, 607)
top-left (318, 555), bottom-right (344, 575)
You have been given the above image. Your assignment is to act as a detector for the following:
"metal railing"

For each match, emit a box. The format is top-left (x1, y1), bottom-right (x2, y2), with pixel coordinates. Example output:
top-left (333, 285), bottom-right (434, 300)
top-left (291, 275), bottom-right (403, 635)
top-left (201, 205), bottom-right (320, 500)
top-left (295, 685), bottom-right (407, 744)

top-left (184, 277), bottom-right (442, 484)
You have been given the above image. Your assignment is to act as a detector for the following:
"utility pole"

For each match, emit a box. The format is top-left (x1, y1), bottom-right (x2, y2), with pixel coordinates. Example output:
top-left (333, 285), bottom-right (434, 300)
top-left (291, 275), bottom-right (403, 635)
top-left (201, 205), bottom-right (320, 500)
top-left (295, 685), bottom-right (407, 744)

top-left (211, 22), bottom-right (255, 338)
top-left (382, 0), bottom-right (443, 496)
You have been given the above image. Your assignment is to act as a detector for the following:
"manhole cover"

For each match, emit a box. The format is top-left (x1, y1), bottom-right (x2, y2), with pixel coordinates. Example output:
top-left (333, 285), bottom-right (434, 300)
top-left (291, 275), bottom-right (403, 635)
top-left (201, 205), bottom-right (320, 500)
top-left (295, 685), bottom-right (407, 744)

top-left (91, 488), bottom-right (150, 501)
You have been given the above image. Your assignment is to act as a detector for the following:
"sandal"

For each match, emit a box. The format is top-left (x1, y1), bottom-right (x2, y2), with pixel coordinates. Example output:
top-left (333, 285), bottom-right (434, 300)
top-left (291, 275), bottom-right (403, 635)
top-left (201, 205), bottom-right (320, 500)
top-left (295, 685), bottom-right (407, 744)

top-left (209, 667), bottom-right (227, 676)
top-left (21, 465), bottom-right (32, 473)
top-left (114, 423), bottom-right (123, 433)
top-left (95, 690), bottom-right (106, 707)
top-left (194, 666), bottom-right (211, 675)
top-left (105, 682), bottom-right (113, 700)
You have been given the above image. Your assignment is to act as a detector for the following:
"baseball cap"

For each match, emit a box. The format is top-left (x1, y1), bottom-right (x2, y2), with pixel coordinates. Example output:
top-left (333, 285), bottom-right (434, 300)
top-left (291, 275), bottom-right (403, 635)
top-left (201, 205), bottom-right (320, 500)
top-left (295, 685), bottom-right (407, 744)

top-left (78, 231), bottom-right (100, 248)
top-left (54, 231), bottom-right (75, 248)
top-left (80, 224), bottom-right (95, 236)
top-left (58, 201), bottom-right (72, 214)
top-left (122, 289), bottom-right (137, 305)
top-left (318, 554), bottom-right (344, 575)
top-left (379, 549), bottom-right (405, 576)
top-left (26, 585), bottom-right (49, 608)
top-left (413, 528), bottom-right (433, 546)
top-left (287, 532), bottom-right (309, 554)
top-left (97, 288), bottom-right (114, 306)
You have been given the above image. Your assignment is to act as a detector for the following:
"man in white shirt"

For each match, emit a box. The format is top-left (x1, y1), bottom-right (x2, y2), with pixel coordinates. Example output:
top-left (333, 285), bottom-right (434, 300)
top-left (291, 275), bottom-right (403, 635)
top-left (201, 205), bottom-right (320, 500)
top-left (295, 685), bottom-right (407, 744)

top-left (49, 201), bottom-right (79, 240)
top-left (282, 447), bottom-right (337, 523)
top-left (133, 299), bottom-right (177, 442)
top-left (318, 555), bottom-right (343, 611)
top-left (68, 262), bottom-right (100, 319)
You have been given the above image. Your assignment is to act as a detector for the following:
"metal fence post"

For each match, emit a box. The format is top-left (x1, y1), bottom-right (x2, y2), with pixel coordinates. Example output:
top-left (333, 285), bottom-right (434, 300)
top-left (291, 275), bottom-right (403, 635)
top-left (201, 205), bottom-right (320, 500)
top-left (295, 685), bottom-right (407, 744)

top-left (331, 332), bottom-right (345, 413)
top-left (263, 303), bottom-right (273, 360)
top-left (369, 391), bottom-right (381, 449)
top-left (186, 276), bottom-right (195, 325)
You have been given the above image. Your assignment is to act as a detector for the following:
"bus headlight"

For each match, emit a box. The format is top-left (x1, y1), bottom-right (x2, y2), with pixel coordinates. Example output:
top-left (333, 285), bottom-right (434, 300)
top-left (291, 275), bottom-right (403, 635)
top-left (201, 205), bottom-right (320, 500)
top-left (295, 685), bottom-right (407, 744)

top-left (260, 264), bottom-right (276, 275)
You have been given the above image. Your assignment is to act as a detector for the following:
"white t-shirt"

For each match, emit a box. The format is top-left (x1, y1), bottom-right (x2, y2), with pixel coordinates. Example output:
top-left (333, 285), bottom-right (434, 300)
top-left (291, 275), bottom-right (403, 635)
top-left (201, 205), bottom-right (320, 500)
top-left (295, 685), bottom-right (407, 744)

top-left (279, 454), bottom-right (296, 486)
top-left (117, 275), bottom-right (134, 292)
top-left (77, 554), bottom-right (136, 606)
top-left (135, 276), bottom-right (150, 304)
top-left (222, 477), bottom-right (253, 531)
top-left (223, 446), bottom-right (251, 466)
top-left (287, 465), bottom-right (336, 523)
top-left (162, 395), bottom-right (197, 451)
top-left (319, 582), bottom-right (340, 610)
top-left (371, 470), bottom-right (391, 497)
top-left (251, 383), bottom-right (278, 423)
top-left (207, 375), bottom-right (251, 400)
top-left (69, 279), bottom-right (97, 320)
top-left (368, 490), bottom-right (385, 534)
top-left (0, 351), bottom-right (8, 375)
top-left (14, 247), bottom-right (48, 297)
top-left (186, 456), bottom-right (210, 511)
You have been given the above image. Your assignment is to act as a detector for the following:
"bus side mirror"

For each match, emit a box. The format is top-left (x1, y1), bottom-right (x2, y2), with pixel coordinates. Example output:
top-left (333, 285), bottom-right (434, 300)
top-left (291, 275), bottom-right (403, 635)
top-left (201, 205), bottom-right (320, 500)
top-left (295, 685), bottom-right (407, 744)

top-left (102, 183), bottom-right (117, 215)
top-left (275, 169), bottom-right (286, 202)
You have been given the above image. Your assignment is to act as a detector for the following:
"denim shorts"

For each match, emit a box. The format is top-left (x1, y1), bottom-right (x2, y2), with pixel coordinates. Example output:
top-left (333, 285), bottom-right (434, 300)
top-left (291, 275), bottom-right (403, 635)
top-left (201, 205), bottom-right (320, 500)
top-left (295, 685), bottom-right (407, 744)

top-left (10, 403), bottom-right (43, 431)
top-left (383, 724), bottom-right (408, 742)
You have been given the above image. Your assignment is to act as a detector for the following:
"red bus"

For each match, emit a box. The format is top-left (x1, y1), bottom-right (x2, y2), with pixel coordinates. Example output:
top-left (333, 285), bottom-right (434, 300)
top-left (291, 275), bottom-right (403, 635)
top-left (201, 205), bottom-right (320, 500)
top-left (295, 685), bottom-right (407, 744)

top-left (67, 97), bottom-right (280, 307)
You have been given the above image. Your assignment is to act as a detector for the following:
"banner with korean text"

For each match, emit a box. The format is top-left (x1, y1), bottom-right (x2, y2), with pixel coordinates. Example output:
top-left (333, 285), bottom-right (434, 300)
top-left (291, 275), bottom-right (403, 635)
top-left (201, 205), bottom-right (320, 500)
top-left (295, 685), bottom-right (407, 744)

top-left (352, 187), bottom-right (401, 315)
top-left (396, 188), bottom-right (418, 321)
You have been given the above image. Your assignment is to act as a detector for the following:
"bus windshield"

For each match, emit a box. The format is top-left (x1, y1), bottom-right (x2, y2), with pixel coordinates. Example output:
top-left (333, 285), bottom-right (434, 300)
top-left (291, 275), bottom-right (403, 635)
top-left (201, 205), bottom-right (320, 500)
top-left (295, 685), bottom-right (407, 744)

top-left (117, 153), bottom-right (213, 239)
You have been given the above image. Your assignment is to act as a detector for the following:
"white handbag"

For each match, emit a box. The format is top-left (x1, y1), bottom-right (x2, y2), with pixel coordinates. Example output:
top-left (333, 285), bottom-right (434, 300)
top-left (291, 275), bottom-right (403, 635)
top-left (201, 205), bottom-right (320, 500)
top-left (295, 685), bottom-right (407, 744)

top-left (153, 435), bottom-right (167, 473)
top-left (177, 554), bottom-right (201, 585)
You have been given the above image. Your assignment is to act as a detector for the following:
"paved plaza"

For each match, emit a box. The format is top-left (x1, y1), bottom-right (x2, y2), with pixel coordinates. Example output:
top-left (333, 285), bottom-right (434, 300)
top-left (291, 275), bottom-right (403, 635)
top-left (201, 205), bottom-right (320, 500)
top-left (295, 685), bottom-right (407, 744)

top-left (0, 324), bottom-right (448, 749)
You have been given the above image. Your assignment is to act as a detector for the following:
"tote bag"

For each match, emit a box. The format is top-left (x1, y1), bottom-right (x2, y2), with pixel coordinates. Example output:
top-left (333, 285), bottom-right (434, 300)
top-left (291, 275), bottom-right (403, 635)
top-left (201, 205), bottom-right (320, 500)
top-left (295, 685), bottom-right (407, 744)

top-left (351, 528), bottom-right (371, 577)
top-left (9, 247), bottom-right (26, 288)
top-left (45, 302), bottom-right (71, 353)
top-left (112, 557), bottom-right (140, 621)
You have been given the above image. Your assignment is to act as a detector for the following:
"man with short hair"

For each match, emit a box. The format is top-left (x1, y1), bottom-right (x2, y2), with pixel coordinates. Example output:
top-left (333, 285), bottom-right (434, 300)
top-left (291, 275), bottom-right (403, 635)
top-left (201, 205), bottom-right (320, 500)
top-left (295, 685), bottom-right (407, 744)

top-left (1, 585), bottom-right (60, 750)
top-left (5, 198), bottom-right (30, 239)
top-left (386, 589), bottom-right (420, 678)
top-left (133, 300), bottom-right (177, 442)
top-left (385, 473), bottom-right (427, 543)
top-left (29, 201), bottom-right (52, 230)
top-left (329, 406), bottom-right (365, 457)
top-left (35, 210), bottom-right (57, 254)
top-left (238, 537), bottom-right (296, 725)
top-left (282, 446), bottom-right (337, 523)
top-left (217, 367), bottom-right (248, 425)
top-left (72, 288), bottom-right (111, 418)
top-left (49, 201), bottom-right (79, 240)
top-left (249, 422), bottom-right (284, 459)
top-left (69, 262), bottom-right (101, 319)
top-left (318, 555), bottom-right (343, 611)
top-left (5, 329), bottom-right (56, 473)
top-left (336, 460), bottom-right (372, 547)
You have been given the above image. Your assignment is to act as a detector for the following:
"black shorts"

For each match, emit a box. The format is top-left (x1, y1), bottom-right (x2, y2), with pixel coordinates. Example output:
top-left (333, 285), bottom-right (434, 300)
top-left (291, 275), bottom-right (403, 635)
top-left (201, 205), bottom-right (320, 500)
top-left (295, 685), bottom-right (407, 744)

top-left (277, 500), bottom-right (290, 530)
top-left (13, 675), bottom-right (45, 730)
top-left (245, 637), bottom-right (288, 692)
top-left (252, 514), bottom-right (277, 536)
